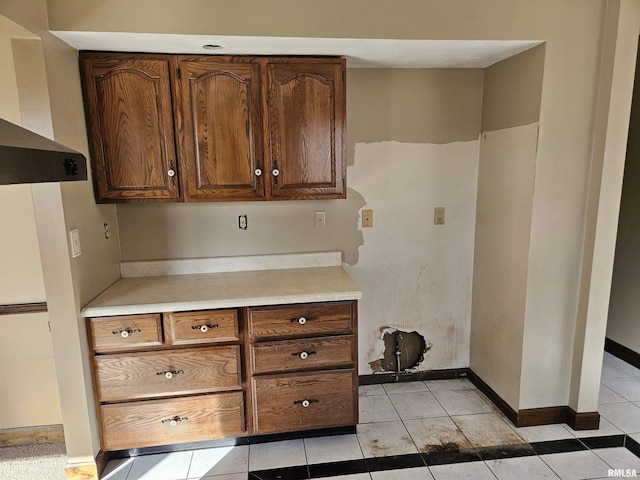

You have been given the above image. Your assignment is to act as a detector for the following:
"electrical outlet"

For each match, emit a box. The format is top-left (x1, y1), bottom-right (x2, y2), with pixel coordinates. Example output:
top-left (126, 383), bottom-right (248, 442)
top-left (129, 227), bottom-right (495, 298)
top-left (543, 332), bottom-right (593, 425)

top-left (314, 211), bottom-right (326, 229)
top-left (238, 215), bottom-right (248, 230)
top-left (103, 223), bottom-right (110, 240)
top-left (362, 209), bottom-right (373, 228)
top-left (434, 207), bottom-right (445, 225)
top-left (70, 229), bottom-right (81, 257)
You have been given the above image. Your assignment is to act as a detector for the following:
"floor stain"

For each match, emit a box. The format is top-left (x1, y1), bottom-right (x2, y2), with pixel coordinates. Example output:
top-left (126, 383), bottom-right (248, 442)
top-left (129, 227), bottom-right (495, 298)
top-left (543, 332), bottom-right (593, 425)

top-left (422, 442), bottom-right (460, 453)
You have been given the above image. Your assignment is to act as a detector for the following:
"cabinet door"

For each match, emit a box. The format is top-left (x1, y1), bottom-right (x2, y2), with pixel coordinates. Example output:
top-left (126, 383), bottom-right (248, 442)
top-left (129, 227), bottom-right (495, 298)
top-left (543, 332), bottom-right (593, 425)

top-left (175, 57), bottom-right (265, 201)
top-left (80, 53), bottom-right (180, 202)
top-left (266, 58), bottom-right (346, 199)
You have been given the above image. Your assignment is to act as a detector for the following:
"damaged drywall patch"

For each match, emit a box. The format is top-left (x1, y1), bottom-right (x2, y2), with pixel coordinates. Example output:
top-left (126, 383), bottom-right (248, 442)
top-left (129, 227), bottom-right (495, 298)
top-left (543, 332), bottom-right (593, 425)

top-left (369, 327), bottom-right (431, 372)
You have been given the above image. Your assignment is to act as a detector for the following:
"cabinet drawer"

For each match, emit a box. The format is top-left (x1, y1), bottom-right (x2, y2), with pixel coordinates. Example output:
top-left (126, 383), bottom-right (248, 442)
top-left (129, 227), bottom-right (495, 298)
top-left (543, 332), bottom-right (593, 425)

top-left (88, 314), bottom-right (163, 353)
top-left (94, 346), bottom-right (241, 402)
top-left (248, 302), bottom-right (353, 340)
top-left (165, 310), bottom-right (239, 346)
top-left (252, 369), bottom-right (356, 434)
top-left (250, 335), bottom-right (354, 374)
top-left (100, 391), bottom-right (245, 450)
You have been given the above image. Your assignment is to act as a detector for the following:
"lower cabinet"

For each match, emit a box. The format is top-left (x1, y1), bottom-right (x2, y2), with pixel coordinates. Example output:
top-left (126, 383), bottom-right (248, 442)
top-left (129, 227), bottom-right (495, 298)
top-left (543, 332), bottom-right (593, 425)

top-left (87, 300), bottom-right (357, 451)
top-left (252, 370), bottom-right (357, 434)
top-left (100, 392), bottom-right (246, 450)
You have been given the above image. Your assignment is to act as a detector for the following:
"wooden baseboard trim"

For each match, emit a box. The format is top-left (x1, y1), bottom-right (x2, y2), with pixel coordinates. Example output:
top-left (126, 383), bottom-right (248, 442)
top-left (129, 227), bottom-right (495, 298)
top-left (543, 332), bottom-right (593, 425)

top-left (467, 369), bottom-right (600, 430)
top-left (0, 302), bottom-right (48, 316)
top-left (605, 337), bottom-right (640, 370)
top-left (466, 369), bottom-right (519, 426)
top-left (567, 407), bottom-right (600, 430)
top-left (517, 406), bottom-right (568, 427)
top-left (0, 424), bottom-right (64, 447)
top-left (359, 368), bottom-right (469, 385)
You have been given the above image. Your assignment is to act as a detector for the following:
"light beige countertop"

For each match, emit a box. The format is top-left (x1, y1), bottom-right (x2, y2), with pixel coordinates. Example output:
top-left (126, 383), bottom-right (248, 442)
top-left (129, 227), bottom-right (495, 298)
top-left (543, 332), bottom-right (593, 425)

top-left (81, 252), bottom-right (362, 317)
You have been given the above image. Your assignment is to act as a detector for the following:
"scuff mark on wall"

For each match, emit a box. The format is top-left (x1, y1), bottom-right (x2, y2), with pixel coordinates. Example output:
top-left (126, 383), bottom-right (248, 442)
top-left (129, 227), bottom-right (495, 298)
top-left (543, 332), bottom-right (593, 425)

top-left (369, 326), bottom-right (431, 372)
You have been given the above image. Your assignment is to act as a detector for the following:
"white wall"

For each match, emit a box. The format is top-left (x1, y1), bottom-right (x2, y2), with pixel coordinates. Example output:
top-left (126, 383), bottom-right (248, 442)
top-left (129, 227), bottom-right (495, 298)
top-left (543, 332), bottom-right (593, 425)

top-left (0, 3), bottom-right (121, 474)
top-left (0, 15), bottom-right (62, 430)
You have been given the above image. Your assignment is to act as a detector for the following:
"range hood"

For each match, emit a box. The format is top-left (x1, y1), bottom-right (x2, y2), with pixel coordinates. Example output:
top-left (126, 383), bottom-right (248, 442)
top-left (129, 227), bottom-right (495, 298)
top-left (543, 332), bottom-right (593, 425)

top-left (0, 118), bottom-right (87, 185)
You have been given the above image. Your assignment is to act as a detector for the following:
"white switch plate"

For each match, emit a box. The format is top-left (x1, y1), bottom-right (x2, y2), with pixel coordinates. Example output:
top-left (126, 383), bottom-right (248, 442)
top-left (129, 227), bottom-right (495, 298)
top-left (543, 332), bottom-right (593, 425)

top-left (314, 211), bottom-right (326, 229)
top-left (434, 207), bottom-right (445, 225)
top-left (70, 229), bottom-right (81, 257)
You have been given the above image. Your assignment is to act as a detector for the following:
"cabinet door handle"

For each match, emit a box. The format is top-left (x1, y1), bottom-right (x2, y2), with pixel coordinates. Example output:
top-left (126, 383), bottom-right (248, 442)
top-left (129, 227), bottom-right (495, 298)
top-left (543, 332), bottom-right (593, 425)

top-left (272, 168), bottom-right (280, 177)
top-left (156, 369), bottom-right (184, 379)
top-left (255, 168), bottom-right (262, 177)
top-left (191, 323), bottom-right (219, 333)
top-left (289, 316), bottom-right (315, 325)
top-left (292, 351), bottom-right (316, 359)
top-left (294, 399), bottom-right (318, 408)
top-left (168, 161), bottom-right (176, 185)
top-left (161, 416), bottom-right (188, 427)
top-left (112, 328), bottom-right (141, 338)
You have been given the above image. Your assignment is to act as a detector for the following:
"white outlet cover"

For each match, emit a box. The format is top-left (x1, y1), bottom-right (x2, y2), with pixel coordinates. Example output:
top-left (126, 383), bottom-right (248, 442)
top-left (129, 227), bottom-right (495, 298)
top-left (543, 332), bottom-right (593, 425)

top-left (70, 229), bottom-right (81, 257)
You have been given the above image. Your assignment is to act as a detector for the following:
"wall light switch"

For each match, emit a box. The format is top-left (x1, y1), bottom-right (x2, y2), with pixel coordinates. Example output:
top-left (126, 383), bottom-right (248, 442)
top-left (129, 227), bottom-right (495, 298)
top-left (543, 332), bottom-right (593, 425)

top-left (434, 207), bottom-right (445, 225)
top-left (362, 209), bottom-right (373, 228)
top-left (70, 229), bottom-right (81, 257)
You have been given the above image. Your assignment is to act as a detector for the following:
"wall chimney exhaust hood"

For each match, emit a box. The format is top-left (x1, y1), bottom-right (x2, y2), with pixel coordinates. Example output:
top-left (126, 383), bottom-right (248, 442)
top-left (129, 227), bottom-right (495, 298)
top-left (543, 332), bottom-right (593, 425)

top-left (0, 118), bottom-right (87, 185)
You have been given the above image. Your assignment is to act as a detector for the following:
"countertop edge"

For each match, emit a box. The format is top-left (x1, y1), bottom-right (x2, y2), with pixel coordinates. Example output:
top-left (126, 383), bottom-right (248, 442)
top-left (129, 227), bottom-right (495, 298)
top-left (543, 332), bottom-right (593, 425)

top-left (81, 291), bottom-right (362, 317)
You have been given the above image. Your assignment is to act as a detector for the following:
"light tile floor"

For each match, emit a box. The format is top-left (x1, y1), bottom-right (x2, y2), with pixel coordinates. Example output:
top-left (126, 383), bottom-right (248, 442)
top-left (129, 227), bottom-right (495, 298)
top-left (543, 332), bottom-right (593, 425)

top-left (100, 352), bottom-right (640, 479)
top-left (4, 351), bottom-right (640, 480)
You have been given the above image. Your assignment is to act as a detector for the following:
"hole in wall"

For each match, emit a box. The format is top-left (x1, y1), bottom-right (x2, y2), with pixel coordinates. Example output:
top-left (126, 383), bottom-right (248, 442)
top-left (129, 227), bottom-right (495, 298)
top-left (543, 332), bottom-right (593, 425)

top-left (369, 327), bottom-right (431, 373)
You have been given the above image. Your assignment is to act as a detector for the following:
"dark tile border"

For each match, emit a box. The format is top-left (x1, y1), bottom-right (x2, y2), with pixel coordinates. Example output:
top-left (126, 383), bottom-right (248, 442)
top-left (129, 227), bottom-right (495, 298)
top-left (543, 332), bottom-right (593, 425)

top-left (475, 444), bottom-right (536, 461)
top-left (309, 459), bottom-right (368, 478)
top-left (250, 435), bottom-right (640, 479)
top-left (364, 453), bottom-right (425, 471)
top-left (423, 448), bottom-right (481, 466)
top-left (250, 465), bottom-right (309, 480)
top-left (626, 435), bottom-right (640, 458)
top-left (580, 434), bottom-right (625, 449)
top-left (530, 438), bottom-right (588, 455)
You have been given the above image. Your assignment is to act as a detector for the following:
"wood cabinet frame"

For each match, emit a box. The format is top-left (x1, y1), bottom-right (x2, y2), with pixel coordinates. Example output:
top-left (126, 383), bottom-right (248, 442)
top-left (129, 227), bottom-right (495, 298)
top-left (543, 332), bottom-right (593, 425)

top-left (80, 52), bottom-right (346, 203)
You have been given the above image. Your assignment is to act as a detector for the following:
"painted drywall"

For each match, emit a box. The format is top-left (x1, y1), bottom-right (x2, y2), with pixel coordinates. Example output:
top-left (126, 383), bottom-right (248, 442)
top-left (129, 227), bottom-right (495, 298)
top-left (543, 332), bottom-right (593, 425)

top-left (470, 46), bottom-right (543, 411)
top-left (0, 16), bottom-right (62, 430)
top-left (0, 3), bottom-right (121, 470)
top-left (346, 140), bottom-right (479, 372)
top-left (0, 313), bottom-right (61, 428)
top-left (117, 68), bottom-right (484, 374)
top-left (567, 0), bottom-right (639, 413)
top-left (607, 23), bottom-right (640, 356)
top-left (481, 45), bottom-right (545, 132)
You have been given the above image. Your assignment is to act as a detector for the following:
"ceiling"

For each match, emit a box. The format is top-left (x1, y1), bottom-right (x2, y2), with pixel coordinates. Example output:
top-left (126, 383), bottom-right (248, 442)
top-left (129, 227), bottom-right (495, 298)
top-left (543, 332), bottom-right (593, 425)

top-left (52, 31), bottom-right (542, 68)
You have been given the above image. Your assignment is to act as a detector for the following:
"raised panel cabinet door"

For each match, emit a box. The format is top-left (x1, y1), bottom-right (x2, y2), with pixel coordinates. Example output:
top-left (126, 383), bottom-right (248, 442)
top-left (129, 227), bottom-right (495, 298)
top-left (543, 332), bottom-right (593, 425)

top-left (266, 58), bottom-right (346, 199)
top-left (80, 53), bottom-right (180, 202)
top-left (175, 57), bottom-right (265, 201)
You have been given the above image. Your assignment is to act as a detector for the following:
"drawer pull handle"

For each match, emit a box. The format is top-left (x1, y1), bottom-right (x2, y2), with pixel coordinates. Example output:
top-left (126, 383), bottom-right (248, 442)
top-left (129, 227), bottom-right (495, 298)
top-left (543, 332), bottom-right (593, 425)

top-left (192, 324), bottom-right (219, 333)
top-left (112, 329), bottom-right (141, 338)
top-left (294, 399), bottom-right (318, 408)
top-left (290, 316), bottom-right (315, 325)
top-left (162, 416), bottom-right (188, 427)
top-left (292, 351), bottom-right (316, 359)
top-left (157, 370), bottom-right (184, 379)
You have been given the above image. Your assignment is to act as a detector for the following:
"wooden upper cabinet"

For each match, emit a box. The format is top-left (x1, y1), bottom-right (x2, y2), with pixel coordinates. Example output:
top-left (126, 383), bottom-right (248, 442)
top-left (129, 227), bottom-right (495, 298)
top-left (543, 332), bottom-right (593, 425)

top-left (174, 57), bottom-right (265, 201)
top-left (80, 53), bottom-right (180, 202)
top-left (266, 58), bottom-right (346, 199)
top-left (79, 53), bottom-right (346, 202)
